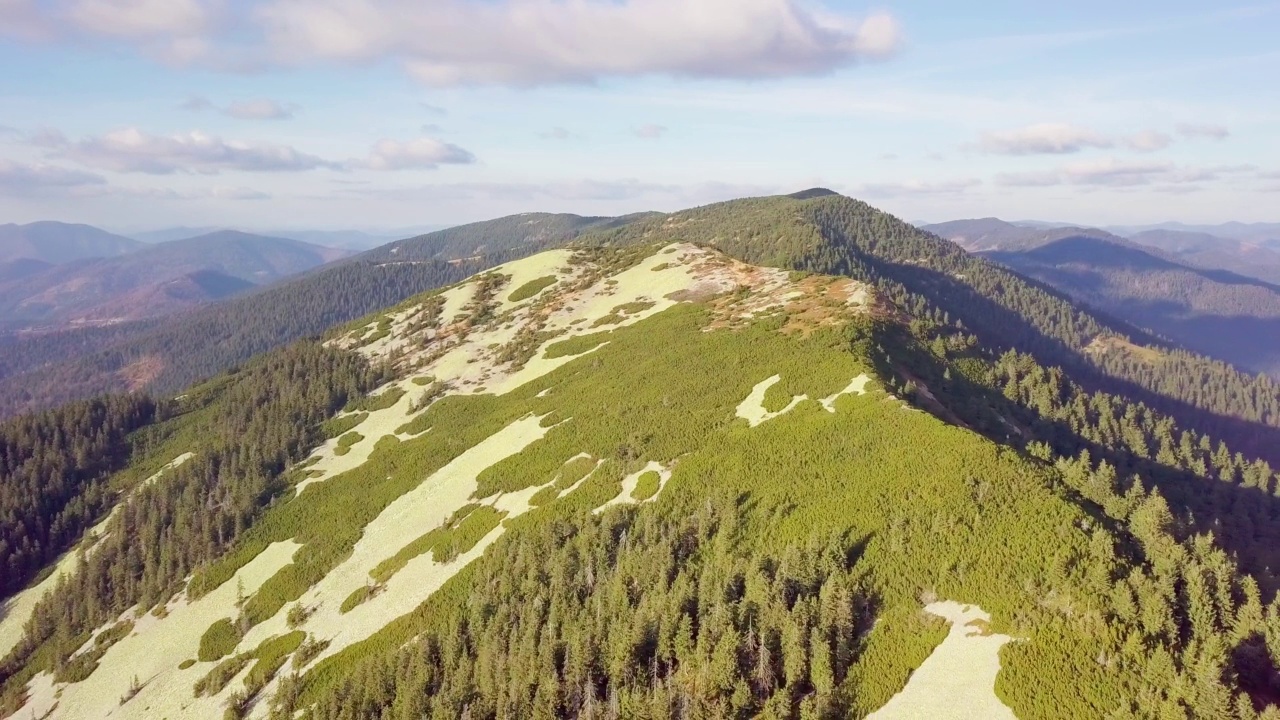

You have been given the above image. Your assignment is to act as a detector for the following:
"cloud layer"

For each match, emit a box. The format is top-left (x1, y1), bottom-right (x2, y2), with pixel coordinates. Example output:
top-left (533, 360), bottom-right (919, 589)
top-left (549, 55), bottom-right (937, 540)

top-left (995, 157), bottom-right (1257, 188)
top-left (29, 127), bottom-right (476, 174)
top-left (4, 0), bottom-right (901, 85)
top-left (976, 121), bottom-right (1229, 156)
top-left (0, 159), bottom-right (106, 195)
top-left (36, 127), bottom-right (335, 173)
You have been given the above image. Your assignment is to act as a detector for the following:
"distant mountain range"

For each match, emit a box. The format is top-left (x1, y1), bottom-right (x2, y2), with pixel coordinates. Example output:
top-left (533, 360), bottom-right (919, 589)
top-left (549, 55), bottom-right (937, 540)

top-left (922, 218), bottom-right (1280, 377)
top-left (0, 222), bottom-right (142, 265)
top-left (0, 227), bottom-right (350, 330)
top-left (1106, 221), bottom-right (1280, 244)
top-left (127, 226), bottom-right (447, 251)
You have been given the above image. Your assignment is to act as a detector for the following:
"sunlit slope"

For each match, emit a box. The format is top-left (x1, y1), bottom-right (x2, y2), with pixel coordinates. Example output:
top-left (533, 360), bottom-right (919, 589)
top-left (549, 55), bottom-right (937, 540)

top-left (2, 243), bottom-right (1268, 719)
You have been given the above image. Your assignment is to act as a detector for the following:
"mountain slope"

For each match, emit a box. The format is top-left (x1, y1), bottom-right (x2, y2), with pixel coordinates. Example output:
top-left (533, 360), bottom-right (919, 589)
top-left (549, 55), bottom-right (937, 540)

top-left (360, 211), bottom-right (660, 263)
top-left (980, 236), bottom-right (1280, 377)
top-left (0, 231), bottom-right (350, 329)
top-left (0, 213), bottom-right (653, 418)
top-left (0, 222), bottom-right (142, 265)
top-left (922, 219), bottom-right (1280, 377)
top-left (590, 194), bottom-right (1280, 464)
top-left (918, 218), bottom-right (1060, 251)
top-left (4, 243), bottom-right (1280, 718)
top-left (1129, 229), bottom-right (1280, 285)
top-left (1110, 221), bottom-right (1280, 244)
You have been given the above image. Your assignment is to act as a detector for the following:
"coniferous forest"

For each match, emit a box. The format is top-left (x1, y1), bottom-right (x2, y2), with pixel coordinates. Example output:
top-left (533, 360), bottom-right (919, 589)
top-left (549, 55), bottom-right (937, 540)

top-left (3, 195), bottom-right (1280, 719)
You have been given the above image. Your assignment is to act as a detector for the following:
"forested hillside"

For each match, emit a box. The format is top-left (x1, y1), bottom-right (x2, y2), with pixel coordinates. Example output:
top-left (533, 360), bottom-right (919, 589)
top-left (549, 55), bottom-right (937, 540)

top-left (1128, 229), bottom-right (1280, 286)
top-left (0, 260), bottom-right (474, 418)
top-left (0, 213), bottom-right (654, 419)
top-left (979, 236), bottom-right (1280, 378)
top-left (926, 218), bottom-right (1280, 377)
top-left (0, 231), bottom-right (349, 330)
top-left (3, 241), bottom-right (1280, 719)
top-left (591, 192), bottom-right (1280, 462)
top-left (359, 211), bottom-right (658, 264)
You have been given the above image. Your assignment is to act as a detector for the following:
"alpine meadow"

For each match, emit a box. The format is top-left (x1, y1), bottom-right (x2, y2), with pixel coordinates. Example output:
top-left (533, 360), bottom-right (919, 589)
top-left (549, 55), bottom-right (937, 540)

top-left (2, 2), bottom-right (1279, 720)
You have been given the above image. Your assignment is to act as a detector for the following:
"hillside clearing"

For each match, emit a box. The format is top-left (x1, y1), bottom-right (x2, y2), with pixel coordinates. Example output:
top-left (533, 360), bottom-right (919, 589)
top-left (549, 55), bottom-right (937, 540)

top-left (0, 452), bottom-right (195, 659)
top-left (866, 601), bottom-right (1016, 720)
top-left (22, 540), bottom-right (301, 720)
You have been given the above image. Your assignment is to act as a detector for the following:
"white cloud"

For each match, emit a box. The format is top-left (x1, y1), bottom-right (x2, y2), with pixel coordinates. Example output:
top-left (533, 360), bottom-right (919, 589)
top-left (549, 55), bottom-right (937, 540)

top-left (539, 127), bottom-right (573, 140)
top-left (1125, 130), bottom-right (1172, 153)
top-left (0, 159), bottom-right (106, 194)
top-left (1063, 158), bottom-right (1174, 186)
top-left (67, 0), bottom-right (210, 38)
top-left (633, 124), bottom-right (668, 140)
top-left (224, 98), bottom-right (297, 120)
top-left (33, 127), bottom-right (477, 174)
top-left (180, 96), bottom-right (298, 119)
top-left (65, 0), bottom-right (215, 62)
top-left (977, 123), bottom-right (1114, 155)
top-left (854, 178), bottom-right (981, 197)
top-left (361, 137), bottom-right (476, 170)
top-left (252, 0), bottom-right (901, 85)
top-left (994, 158), bottom-right (1254, 188)
top-left (1176, 122), bottom-right (1230, 139)
top-left (39, 127), bottom-right (337, 174)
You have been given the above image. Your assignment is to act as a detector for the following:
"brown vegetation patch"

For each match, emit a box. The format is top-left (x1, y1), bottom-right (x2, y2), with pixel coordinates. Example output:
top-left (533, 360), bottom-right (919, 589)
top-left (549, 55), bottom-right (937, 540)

top-left (119, 355), bottom-right (165, 391)
top-left (1085, 336), bottom-right (1165, 365)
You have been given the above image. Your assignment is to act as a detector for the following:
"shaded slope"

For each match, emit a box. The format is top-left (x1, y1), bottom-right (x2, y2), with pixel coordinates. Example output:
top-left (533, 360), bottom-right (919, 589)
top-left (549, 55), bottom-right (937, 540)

top-left (1130, 229), bottom-right (1280, 285)
top-left (983, 236), bottom-right (1280, 377)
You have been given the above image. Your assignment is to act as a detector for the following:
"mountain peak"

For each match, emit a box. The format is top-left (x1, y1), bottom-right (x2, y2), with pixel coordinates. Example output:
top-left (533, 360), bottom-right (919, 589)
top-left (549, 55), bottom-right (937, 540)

top-left (785, 187), bottom-right (841, 200)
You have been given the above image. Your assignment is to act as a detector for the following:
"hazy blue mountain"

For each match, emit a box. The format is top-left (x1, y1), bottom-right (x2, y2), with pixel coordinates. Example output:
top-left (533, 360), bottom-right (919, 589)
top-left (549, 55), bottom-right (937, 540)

top-left (129, 226), bottom-right (449, 251)
top-left (0, 222), bottom-right (142, 264)
top-left (1126, 229), bottom-right (1280, 285)
top-left (1109, 221), bottom-right (1280, 243)
top-left (0, 231), bottom-right (349, 328)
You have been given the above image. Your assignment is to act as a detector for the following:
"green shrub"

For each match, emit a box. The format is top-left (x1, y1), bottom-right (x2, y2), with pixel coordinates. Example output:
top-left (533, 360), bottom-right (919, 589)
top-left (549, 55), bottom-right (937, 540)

top-left (631, 471), bottom-right (660, 501)
top-left (334, 431), bottom-right (364, 456)
top-left (340, 585), bottom-right (378, 614)
top-left (320, 413), bottom-right (367, 440)
top-left (507, 276), bottom-right (558, 303)
top-left (543, 332), bottom-right (612, 359)
top-left (197, 618), bottom-right (241, 663)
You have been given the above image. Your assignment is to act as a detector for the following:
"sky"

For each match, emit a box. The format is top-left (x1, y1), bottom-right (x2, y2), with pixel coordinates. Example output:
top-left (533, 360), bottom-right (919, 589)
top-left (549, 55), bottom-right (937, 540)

top-left (0, 0), bottom-right (1277, 232)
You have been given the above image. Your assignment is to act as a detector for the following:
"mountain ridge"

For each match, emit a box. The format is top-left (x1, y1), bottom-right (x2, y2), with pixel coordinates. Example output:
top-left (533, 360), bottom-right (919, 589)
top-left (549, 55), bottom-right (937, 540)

top-left (0, 231), bottom-right (350, 330)
top-left (4, 238), bottom-right (1280, 718)
top-left (0, 222), bottom-right (142, 266)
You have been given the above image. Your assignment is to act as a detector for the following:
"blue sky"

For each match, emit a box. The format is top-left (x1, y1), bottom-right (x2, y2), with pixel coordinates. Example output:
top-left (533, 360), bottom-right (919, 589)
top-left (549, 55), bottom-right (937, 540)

top-left (0, 0), bottom-right (1277, 232)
